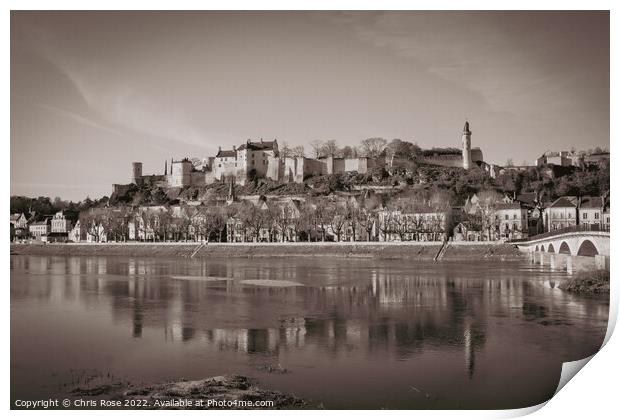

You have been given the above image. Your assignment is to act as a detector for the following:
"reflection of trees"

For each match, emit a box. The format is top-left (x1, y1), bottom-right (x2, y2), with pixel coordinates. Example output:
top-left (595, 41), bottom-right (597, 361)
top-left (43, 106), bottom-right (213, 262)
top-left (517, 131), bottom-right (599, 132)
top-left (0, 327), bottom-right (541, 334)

top-left (10, 255), bottom-right (607, 380)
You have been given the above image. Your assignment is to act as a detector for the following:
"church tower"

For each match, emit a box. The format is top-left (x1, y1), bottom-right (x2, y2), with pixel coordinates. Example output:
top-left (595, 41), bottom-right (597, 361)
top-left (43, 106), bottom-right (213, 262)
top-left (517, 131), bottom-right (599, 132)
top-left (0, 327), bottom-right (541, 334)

top-left (462, 120), bottom-right (472, 170)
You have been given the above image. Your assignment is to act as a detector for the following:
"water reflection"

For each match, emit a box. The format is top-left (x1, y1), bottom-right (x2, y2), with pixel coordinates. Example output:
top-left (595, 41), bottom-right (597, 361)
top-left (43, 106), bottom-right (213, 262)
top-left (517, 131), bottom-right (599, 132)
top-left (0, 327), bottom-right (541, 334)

top-left (10, 255), bottom-right (609, 409)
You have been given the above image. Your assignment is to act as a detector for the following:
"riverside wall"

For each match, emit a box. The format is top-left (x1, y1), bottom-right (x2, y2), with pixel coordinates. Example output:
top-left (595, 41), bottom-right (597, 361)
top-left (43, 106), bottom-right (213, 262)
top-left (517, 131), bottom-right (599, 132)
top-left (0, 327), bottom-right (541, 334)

top-left (10, 242), bottom-right (525, 261)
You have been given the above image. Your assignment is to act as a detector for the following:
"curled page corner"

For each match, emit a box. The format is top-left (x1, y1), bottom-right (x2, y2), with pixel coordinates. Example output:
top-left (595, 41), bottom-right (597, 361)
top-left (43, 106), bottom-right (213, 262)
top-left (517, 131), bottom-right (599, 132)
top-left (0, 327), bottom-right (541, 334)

top-left (602, 284), bottom-right (618, 347)
top-left (553, 355), bottom-right (595, 397)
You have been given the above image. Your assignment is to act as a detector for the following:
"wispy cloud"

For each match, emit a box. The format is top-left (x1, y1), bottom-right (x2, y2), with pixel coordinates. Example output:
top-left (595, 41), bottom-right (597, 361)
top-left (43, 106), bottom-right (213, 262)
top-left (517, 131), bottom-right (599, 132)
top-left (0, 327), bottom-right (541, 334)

top-left (327, 12), bottom-right (574, 117)
top-left (21, 97), bottom-right (127, 138)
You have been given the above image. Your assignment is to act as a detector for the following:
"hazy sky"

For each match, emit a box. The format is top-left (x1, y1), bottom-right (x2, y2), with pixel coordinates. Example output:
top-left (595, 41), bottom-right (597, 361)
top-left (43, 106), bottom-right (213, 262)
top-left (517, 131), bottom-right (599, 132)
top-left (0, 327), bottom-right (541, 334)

top-left (11, 11), bottom-right (609, 201)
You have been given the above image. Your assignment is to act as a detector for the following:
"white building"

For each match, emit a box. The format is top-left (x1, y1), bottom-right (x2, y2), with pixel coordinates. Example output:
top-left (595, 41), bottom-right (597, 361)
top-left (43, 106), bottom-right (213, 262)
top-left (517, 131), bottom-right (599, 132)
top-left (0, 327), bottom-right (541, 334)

top-left (51, 211), bottom-right (73, 233)
top-left (29, 219), bottom-right (50, 239)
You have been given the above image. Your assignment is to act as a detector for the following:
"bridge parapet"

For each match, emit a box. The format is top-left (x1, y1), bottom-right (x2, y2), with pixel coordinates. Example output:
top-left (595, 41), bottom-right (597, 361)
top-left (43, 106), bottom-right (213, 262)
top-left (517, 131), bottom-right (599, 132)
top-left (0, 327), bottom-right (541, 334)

top-left (510, 225), bottom-right (609, 243)
top-left (513, 229), bottom-right (609, 257)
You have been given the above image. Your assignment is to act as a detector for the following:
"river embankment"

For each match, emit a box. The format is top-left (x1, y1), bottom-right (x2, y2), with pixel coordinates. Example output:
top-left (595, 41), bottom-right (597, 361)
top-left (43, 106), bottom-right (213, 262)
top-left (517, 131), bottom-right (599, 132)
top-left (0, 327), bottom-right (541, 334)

top-left (10, 241), bottom-right (524, 261)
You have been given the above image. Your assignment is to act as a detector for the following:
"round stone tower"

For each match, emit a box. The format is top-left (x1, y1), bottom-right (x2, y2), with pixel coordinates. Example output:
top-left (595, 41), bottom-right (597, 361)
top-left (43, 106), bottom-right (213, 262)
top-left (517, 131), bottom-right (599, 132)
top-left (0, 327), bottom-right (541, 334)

top-left (132, 162), bottom-right (143, 185)
top-left (462, 121), bottom-right (472, 170)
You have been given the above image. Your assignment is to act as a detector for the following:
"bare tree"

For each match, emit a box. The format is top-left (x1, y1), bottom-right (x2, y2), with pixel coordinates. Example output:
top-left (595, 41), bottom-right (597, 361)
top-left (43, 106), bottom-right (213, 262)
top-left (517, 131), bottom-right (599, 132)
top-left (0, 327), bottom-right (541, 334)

top-left (477, 189), bottom-right (503, 240)
top-left (360, 137), bottom-right (387, 158)
top-left (322, 139), bottom-right (339, 157)
top-left (291, 145), bottom-right (305, 158)
top-left (280, 141), bottom-right (292, 158)
top-left (377, 209), bottom-right (394, 242)
top-left (240, 202), bottom-right (269, 242)
top-left (328, 203), bottom-right (348, 242)
top-left (357, 209), bottom-right (376, 241)
top-left (346, 200), bottom-right (361, 241)
top-left (271, 202), bottom-right (293, 242)
top-left (312, 197), bottom-right (330, 241)
top-left (309, 140), bottom-right (324, 159)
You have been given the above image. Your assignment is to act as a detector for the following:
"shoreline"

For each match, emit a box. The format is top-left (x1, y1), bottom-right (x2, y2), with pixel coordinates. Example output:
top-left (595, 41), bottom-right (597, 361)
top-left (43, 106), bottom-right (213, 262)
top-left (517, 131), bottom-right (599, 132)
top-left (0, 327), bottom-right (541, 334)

top-left (10, 242), bottom-right (525, 261)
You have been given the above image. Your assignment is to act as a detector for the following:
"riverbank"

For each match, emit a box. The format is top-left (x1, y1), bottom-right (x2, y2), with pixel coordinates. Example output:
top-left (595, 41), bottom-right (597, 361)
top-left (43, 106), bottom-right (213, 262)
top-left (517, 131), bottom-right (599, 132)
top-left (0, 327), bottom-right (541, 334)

top-left (559, 270), bottom-right (610, 294)
top-left (10, 242), bottom-right (524, 261)
top-left (50, 375), bottom-right (309, 410)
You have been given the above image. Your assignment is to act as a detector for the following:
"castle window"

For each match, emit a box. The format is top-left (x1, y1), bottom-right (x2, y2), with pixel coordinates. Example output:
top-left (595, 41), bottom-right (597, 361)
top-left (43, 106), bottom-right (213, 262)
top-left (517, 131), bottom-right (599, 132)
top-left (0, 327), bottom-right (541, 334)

top-left (583, 212), bottom-right (588, 219)
top-left (595, 213), bottom-right (599, 219)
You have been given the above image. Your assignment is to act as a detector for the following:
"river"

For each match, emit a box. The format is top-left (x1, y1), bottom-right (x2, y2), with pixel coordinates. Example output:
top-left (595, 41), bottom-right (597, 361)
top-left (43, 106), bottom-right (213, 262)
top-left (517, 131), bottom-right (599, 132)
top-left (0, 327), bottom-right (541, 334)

top-left (10, 255), bottom-right (608, 409)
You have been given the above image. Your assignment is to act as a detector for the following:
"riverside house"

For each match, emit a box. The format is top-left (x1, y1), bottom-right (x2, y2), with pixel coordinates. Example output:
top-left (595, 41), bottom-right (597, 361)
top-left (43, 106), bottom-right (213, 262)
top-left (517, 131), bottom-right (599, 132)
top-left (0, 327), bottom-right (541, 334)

top-left (28, 219), bottom-right (50, 240)
top-left (544, 196), bottom-right (579, 232)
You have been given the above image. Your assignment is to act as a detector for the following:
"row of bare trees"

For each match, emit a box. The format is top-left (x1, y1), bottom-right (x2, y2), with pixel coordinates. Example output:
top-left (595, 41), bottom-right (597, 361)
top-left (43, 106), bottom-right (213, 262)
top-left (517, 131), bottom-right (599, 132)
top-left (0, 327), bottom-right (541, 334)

top-left (77, 191), bottom-right (463, 243)
top-left (278, 138), bottom-right (390, 160)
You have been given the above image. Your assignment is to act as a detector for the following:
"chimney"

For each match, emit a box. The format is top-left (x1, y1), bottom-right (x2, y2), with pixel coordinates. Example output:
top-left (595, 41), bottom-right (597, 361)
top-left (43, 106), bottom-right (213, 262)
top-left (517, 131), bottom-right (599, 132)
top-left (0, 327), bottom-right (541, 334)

top-left (233, 145), bottom-right (236, 152)
top-left (218, 146), bottom-right (221, 152)
top-left (260, 138), bottom-right (263, 144)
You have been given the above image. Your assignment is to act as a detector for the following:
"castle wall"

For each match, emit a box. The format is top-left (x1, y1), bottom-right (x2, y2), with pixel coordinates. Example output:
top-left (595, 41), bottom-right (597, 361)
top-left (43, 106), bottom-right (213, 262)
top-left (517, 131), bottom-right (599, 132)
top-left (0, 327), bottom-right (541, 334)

top-left (170, 161), bottom-right (192, 187)
top-left (344, 158), bottom-right (363, 173)
top-left (140, 174), bottom-right (167, 188)
top-left (112, 184), bottom-right (133, 197)
top-left (280, 157), bottom-right (327, 183)
top-left (214, 158), bottom-right (238, 181)
top-left (418, 154), bottom-right (464, 168)
top-left (267, 156), bottom-right (284, 181)
top-left (304, 157), bottom-right (327, 178)
top-left (189, 171), bottom-right (206, 187)
top-left (471, 148), bottom-right (483, 163)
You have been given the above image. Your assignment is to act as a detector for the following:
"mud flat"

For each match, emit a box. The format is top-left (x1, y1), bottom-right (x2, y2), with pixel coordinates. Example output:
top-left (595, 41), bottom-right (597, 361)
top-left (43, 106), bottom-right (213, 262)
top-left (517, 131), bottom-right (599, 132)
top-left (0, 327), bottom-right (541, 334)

top-left (10, 241), bottom-right (524, 261)
top-left (69, 375), bottom-right (309, 409)
top-left (559, 269), bottom-right (610, 294)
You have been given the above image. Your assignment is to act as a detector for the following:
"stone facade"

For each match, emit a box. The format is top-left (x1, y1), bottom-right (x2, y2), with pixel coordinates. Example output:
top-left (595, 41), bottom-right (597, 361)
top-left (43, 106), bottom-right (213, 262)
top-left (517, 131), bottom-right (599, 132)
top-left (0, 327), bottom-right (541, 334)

top-left (51, 211), bottom-right (73, 233)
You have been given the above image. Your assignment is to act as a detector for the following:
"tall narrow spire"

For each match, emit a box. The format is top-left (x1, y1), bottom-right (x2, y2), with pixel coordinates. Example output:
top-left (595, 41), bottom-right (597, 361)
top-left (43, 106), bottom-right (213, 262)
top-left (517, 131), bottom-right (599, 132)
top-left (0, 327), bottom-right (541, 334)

top-left (164, 160), bottom-right (168, 175)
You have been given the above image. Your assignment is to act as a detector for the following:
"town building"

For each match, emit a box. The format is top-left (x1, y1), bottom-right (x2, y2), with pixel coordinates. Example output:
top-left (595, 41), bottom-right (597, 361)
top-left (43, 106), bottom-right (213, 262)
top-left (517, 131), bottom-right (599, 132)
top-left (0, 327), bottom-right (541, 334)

top-left (10, 213), bottom-right (28, 229)
top-left (578, 196), bottom-right (604, 228)
top-left (51, 210), bottom-right (73, 233)
top-left (29, 219), bottom-right (50, 239)
top-left (69, 221), bottom-right (82, 242)
top-left (10, 213), bottom-right (29, 241)
top-left (543, 196), bottom-right (579, 232)
top-left (493, 203), bottom-right (528, 240)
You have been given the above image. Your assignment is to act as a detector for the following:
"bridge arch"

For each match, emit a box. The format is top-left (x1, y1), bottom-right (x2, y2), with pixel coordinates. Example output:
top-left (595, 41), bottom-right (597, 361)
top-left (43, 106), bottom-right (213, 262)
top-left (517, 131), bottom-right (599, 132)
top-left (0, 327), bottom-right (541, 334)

top-left (577, 240), bottom-right (599, 257)
top-left (559, 242), bottom-right (571, 255)
top-left (535, 245), bottom-right (539, 252)
top-left (540, 244), bottom-right (545, 252)
top-left (547, 243), bottom-right (555, 253)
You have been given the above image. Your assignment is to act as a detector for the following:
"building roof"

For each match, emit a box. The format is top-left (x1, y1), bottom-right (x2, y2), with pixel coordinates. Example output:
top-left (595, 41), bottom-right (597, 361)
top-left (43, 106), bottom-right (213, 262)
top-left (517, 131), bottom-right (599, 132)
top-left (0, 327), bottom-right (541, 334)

top-left (580, 196), bottom-right (603, 209)
top-left (30, 219), bottom-right (49, 226)
top-left (516, 192), bottom-right (537, 205)
top-left (10, 213), bottom-right (21, 222)
top-left (215, 149), bottom-right (237, 158)
top-left (495, 203), bottom-right (523, 210)
top-left (237, 139), bottom-right (277, 152)
top-left (549, 196), bottom-right (578, 208)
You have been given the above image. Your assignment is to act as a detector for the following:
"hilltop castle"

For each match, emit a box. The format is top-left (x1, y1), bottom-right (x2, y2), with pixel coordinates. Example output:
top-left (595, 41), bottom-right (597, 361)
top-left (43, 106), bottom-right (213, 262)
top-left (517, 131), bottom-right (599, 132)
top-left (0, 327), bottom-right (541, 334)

top-left (113, 121), bottom-right (484, 194)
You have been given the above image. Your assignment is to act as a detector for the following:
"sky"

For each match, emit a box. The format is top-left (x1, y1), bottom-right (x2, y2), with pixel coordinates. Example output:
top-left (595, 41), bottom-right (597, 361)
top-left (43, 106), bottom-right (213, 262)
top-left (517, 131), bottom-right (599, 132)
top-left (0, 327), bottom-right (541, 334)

top-left (11, 11), bottom-right (609, 201)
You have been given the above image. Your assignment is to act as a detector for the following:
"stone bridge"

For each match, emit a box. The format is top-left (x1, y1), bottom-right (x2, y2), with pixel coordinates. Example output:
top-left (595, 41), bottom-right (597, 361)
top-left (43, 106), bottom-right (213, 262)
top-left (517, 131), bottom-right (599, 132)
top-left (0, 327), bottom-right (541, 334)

top-left (512, 227), bottom-right (609, 273)
top-left (515, 230), bottom-right (609, 257)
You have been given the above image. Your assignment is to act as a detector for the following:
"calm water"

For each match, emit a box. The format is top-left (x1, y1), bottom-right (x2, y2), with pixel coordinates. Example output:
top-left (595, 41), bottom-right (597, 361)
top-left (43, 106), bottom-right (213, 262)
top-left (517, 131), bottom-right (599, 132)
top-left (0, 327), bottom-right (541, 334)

top-left (10, 255), bottom-right (608, 409)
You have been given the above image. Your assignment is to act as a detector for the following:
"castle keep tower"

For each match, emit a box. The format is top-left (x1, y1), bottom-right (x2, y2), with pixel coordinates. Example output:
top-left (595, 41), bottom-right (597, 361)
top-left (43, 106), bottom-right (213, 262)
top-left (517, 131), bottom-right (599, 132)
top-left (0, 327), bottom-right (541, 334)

top-left (132, 162), bottom-right (143, 185)
top-left (462, 121), bottom-right (472, 170)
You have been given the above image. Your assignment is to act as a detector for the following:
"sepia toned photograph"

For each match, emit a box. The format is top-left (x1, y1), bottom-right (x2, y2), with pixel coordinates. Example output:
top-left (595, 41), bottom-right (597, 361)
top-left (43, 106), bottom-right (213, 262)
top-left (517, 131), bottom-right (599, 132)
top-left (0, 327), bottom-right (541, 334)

top-left (10, 9), bottom-right (611, 411)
